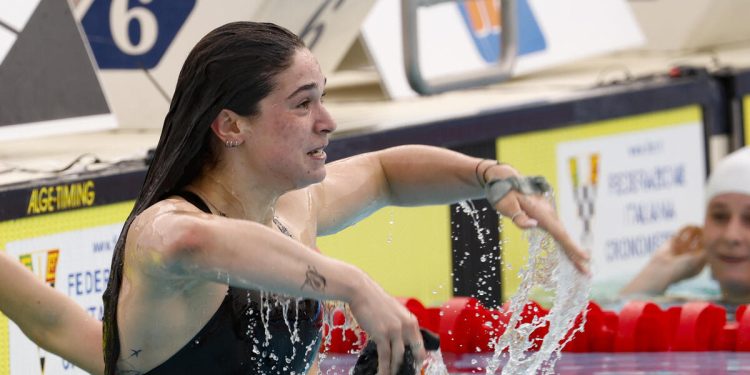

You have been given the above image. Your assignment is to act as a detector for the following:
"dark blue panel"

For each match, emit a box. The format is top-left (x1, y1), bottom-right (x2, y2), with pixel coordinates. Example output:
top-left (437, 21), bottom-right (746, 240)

top-left (80, 0), bottom-right (195, 69)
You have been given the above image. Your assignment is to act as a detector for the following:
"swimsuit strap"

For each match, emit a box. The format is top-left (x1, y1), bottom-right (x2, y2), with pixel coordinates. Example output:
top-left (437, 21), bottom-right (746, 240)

top-left (174, 190), bottom-right (211, 214)
top-left (178, 191), bottom-right (293, 240)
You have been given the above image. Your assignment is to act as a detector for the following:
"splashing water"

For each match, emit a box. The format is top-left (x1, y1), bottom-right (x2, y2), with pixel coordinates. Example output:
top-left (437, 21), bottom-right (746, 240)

top-left (424, 350), bottom-right (450, 374)
top-left (386, 208), bottom-right (395, 245)
top-left (248, 190), bottom-right (590, 374)
top-left (323, 301), bottom-right (364, 346)
top-left (458, 200), bottom-right (487, 246)
top-left (485, 193), bottom-right (592, 375)
top-left (448, 196), bottom-right (591, 374)
top-left (249, 291), bottom-right (335, 374)
top-left (317, 301), bottom-right (368, 374)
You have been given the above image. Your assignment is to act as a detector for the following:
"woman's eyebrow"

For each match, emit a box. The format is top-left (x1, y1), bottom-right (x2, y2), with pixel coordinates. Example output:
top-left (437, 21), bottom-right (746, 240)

top-left (286, 83), bottom-right (317, 100)
top-left (286, 78), bottom-right (327, 100)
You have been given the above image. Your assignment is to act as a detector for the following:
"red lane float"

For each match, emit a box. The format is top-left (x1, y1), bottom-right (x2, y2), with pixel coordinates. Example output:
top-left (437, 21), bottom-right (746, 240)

top-left (468, 307), bottom-right (508, 353)
top-left (671, 301), bottom-right (726, 351)
top-left (319, 297), bottom-right (750, 354)
top-left (614, 301), bottom-right (668, 352)
top-left (562, 301), bottom-right (613, 352)
top-left (322, 307), bottom-right (367, 354)
top-left (438, 297), bottom-right (482, 354)
top-left (736, 305), bottom-right (750, 351)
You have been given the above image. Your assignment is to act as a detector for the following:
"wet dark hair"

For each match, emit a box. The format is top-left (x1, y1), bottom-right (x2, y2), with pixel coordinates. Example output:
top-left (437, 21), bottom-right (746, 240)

top-left (102, 22), bottom-right (304, 374)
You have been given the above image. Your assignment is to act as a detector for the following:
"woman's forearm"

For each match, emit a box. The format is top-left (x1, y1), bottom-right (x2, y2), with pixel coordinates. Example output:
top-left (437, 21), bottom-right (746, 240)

top-left (370, 145), bottom-right (590, 275)
top-left (0, 252), bottom-right (104, 374)
top-left (374, 145), bottom-right (491, 206)
top-left (151, 215), bottom-right (365, 303)
top-left (619, 259), bottom-right (676, 296)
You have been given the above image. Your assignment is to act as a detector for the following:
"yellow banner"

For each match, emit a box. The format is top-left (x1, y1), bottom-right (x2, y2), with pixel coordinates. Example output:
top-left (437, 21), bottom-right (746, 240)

top-left (317, 206), bottom-right (453, 307)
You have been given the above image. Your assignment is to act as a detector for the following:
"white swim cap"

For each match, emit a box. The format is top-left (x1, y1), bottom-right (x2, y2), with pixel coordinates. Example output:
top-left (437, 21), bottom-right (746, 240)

top-left (705, 146), bottom-right (750, 203)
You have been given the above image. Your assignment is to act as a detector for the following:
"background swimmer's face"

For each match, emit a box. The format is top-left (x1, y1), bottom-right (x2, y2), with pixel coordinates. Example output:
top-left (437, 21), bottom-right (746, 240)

top-left (705, 193), bottom-right (750, 297)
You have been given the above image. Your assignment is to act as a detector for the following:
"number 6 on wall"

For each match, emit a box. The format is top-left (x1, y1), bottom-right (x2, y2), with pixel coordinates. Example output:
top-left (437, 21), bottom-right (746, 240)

top-left (80, 0), bottom-right (195, 69)
top-left (109, 0), bottom-right (158, 55)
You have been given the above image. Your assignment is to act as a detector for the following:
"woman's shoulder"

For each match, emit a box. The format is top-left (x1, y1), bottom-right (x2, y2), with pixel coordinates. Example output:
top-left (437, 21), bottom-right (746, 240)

top-left (127, 196), bottom-right (207, 243)
top-left (137, 196), bottom-right (203, 220)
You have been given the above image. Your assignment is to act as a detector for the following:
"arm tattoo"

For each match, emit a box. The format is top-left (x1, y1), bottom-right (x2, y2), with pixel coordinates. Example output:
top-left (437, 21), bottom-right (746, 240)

top-left (301, 265), bottom-right (327, 292)
top-left (129, 349), bottom-right (142, 358)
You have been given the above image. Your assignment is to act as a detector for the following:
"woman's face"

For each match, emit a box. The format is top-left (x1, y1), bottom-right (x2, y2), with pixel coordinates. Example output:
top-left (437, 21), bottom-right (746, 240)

top-left (705, 193), bottom-right (750, 298)
top-left (240, 48), bottom-right (336, 189)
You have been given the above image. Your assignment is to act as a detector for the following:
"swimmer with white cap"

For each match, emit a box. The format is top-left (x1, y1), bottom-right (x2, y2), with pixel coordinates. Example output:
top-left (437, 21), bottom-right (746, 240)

top-left (622, 147), bottom-right (750, 305)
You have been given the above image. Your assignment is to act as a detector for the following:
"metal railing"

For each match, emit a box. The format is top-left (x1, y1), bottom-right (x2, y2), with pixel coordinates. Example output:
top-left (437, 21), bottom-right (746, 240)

top-left (401, 0), bottom-right (518, 95)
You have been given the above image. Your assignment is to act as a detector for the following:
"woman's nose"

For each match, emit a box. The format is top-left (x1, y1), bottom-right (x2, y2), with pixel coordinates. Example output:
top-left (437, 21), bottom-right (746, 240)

top-left (315, 105), bottom-right (337, 134)
top-left (723, 216), bottom-right (745, 244)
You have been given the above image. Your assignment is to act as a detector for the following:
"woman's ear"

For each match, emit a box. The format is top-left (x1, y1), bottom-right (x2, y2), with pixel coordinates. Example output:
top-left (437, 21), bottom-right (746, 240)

top-left (211, 109), bottom-right (245, 148)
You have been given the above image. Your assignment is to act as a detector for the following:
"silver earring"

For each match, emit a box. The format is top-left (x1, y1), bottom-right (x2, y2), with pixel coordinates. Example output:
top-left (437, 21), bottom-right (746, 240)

top-left (225, 140), bottom-right (243, 148)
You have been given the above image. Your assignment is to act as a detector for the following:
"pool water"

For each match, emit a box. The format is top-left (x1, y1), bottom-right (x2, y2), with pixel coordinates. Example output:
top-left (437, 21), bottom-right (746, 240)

top-left (318, 351), bottom-right (750, 374)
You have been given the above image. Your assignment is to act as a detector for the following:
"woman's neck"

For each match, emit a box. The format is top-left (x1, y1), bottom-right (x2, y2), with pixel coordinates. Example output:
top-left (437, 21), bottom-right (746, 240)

top-left (188, 171), bottom-right (280, 226)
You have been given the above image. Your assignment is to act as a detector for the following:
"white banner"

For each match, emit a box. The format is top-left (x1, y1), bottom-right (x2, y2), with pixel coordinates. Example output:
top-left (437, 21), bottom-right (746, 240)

top-left (361, 0), bottom-right (645, 98)
top-left (75, 0), bottom-right (376, 129)
top-left (555, 122), bottom-right (706, 296)
top-left (6, 223), bottom-right (121, 375)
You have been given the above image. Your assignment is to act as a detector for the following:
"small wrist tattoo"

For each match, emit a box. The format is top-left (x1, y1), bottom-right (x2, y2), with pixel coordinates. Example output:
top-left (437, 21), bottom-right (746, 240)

top-left (128, 349), bottom-right (142, 358)
top-left (301, 265), bottom-right (327, 292)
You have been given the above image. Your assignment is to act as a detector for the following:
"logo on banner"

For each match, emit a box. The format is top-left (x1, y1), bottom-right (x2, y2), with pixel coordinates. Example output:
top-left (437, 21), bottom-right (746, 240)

top-left (19, 249), bottom-right (60, 286)
top-left (568, 153), bottom-right (599, 250)
top-left (18, 249), bottom-right (60, 373)
top-left (80, 0), bottom-right (196, 69)
top-left (456, 0), bottom-right (546, 63)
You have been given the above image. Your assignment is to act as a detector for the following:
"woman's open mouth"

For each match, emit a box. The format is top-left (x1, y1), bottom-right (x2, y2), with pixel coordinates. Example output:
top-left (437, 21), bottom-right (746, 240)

top-left (307, 147), bottom-right (326, 159)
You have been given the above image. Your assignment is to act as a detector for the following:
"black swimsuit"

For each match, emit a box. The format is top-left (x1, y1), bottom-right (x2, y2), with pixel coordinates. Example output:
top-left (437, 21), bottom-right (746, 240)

top-left (144, 191), bottom-right (323, 374)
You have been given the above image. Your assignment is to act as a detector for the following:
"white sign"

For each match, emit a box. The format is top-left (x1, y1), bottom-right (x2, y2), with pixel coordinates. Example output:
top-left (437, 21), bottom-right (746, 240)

top-left (555, 123), bottom-right (706, 295)
top-left (0, 0), bottom-right (40, 64)
top-left (75, 0), bottom-right (376, 129)
top-left (361, 0), bottom-right (645, 98)
top-left (6, 223), bottom-right (121, 375)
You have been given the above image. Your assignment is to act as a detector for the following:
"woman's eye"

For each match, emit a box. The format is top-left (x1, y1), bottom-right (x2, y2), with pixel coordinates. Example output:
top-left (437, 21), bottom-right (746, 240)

top-left (297, 100), bottom-right (310, 109)
top-left (710, 211), bottom-right (730, 224)
top-left (742, 213), bottom-right (750, 227)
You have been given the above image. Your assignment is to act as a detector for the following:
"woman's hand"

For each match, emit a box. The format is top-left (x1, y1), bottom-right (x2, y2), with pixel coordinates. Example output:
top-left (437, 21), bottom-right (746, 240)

top-left (620, 225), bottom-right (705, 296)
top-left (652, 225), bottom-right (706, 282)
top-left (347, 273), bottom-right (426, 375)
top-left (485, 164), bottom-right (591, 275)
